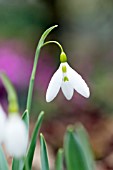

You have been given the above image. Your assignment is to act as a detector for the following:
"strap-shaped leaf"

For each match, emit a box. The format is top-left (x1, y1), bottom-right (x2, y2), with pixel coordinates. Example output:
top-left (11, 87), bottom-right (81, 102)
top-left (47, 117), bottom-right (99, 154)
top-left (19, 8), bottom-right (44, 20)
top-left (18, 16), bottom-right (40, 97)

top-left (64, 124), bottom-right (95, 170)
top-left (75, 124), bottom-right (95, 170)
top-left (26, 111), bottom-right (44, 169)
top-left (40, 134), bottom-right (50, 170)
top-left (22, 109), bottom-right (29, 130)
top-left (55, 148), bottom-right (63, 170)
top-left (12, 158), bottom-right (24, 170)
top-left (0, 145), bottom-right (8, 170)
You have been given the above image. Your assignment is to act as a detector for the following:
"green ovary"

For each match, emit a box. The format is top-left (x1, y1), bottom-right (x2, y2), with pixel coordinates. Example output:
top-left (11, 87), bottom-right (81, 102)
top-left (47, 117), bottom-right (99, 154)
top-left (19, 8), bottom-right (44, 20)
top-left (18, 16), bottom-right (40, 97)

top-left (60, 52), bottom-right (67, 63)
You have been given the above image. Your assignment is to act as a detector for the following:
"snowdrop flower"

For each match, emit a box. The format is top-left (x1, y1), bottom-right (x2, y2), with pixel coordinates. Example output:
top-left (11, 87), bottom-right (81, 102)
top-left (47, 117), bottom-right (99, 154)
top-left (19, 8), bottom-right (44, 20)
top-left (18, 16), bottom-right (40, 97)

top-left (4, 114), bottom-right (28, 158)
top-left (46, 52), bottom-right (90, 102)
top-left (0, 105), bottom-right (6, 143)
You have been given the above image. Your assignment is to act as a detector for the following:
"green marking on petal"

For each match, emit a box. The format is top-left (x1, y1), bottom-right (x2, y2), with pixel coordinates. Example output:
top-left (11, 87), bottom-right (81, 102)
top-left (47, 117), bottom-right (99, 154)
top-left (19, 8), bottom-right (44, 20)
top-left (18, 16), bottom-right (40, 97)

top-left (64, 76), bottom-right (69, 82)
top-left (62, 66), bottom-right (67, 73)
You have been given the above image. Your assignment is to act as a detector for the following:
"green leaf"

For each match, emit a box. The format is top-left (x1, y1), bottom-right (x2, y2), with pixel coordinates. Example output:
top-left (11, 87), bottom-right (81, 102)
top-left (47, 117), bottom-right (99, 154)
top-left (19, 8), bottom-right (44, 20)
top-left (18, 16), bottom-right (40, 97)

top-left (55, 148), bottom-right (63, 170)
top-left (75, 124), bottom-right (95, 169)
top-left (22, 109), bottom-right (29, 130)
top-left (12, 158), bottom-right (24, 170)
top-left (40, 134), bottom-right (50, 170)
top-left (64, 124), bottom-right (95, 170)
top-left (0, 145), bottom-right (8, 170)
top-left (26, 111), bottom-right (44, 169)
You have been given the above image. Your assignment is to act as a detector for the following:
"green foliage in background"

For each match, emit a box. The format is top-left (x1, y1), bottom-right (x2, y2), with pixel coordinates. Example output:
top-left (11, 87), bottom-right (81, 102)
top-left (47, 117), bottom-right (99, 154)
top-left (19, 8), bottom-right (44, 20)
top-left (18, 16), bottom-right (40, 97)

top-left (0, 4), bottom-right (51, 42)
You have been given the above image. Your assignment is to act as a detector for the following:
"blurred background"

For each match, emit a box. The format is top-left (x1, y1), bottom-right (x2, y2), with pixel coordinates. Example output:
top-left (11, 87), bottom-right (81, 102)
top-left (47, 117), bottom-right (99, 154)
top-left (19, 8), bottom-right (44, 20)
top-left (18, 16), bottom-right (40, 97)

top-left (0, 0), bottom-right (113, 169)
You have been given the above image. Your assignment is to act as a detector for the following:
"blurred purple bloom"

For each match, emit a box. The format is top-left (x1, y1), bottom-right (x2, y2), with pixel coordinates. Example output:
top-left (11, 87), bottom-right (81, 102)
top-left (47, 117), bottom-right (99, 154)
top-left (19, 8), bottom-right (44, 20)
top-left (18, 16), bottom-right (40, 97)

top-left (0, 41), bottom-right (55, 92)
top-left (0, 41), bottom-right (32, 88)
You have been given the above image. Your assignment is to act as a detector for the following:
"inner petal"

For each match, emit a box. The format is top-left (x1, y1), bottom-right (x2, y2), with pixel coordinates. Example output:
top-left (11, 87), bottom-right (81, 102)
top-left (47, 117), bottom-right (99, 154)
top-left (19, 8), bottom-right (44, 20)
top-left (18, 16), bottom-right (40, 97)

top-left (61, 81), bottom-right (74, 100)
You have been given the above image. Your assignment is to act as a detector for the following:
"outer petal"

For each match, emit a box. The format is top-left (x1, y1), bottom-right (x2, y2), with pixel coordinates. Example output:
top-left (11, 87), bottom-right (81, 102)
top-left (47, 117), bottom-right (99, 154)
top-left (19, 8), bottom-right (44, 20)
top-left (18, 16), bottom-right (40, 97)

top-left (0, 105), bottom-right (6, 143)
top-left (46, 66), bottom-right (62, 102)
top-left (61, 81), bottom-right (74, 100)
top-left (4, 115), bottom-right (28, 158)
top-left (66, 63), bottom-right (90, 98)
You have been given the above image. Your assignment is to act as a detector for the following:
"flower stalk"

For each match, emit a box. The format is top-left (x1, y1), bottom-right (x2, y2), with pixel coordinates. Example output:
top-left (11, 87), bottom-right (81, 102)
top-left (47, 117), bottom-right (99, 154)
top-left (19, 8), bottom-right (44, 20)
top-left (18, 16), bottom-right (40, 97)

top-left (42, 40), bottom-right (64, 52)
top-left (26, 25), bottom-right (58, 114)
top-left (26, 46), bottom-right (40, 114)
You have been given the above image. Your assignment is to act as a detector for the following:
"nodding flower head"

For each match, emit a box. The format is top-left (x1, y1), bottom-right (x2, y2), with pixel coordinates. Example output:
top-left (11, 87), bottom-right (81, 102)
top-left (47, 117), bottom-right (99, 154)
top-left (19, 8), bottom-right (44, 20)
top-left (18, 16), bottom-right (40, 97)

top-left (46, 60), bottom-right (90, 102)
top-left (4, 114), bottom-right (28, 158)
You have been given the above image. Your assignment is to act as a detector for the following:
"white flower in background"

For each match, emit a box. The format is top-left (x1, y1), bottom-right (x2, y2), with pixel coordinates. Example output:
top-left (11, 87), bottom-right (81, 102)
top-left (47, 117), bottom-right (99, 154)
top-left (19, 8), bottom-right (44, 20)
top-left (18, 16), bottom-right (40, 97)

top-left (46, 52), bottom-right (90, 102)
top-left (0, 105), bottom-right (6, 143)
top-left (4, 114), bottom-right (28, 158)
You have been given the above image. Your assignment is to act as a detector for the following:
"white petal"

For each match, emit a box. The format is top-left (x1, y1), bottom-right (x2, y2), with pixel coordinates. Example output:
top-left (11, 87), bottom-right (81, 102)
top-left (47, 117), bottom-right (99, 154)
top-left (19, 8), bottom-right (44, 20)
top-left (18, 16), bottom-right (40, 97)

top-left (61, 81), bottom-right (74, 100)
top-left (66, 63), bottom-right (90, 98)
top-left (0, 105), bottom-right (6, 143)
top-left (46, 66), bottom-right (62, 102)
top-left (4, 115), bottom-right (28, 158)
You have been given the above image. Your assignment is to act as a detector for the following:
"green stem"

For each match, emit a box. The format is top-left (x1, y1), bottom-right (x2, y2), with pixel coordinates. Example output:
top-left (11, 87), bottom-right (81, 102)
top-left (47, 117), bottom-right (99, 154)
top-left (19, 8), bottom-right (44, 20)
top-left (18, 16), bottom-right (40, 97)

top-left (42, 41), bottom-right (64, 52)
top-left (26, 26), bottom-right (61, 114)
top-left (26, 46), bottom-right (40, 113)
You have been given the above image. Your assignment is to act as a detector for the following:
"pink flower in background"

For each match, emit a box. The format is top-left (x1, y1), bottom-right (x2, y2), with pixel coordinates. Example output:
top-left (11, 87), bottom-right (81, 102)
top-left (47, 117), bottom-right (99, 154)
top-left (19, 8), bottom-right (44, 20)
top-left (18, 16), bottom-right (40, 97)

top-left (0, 41), bottom-right (32, 88)
top-left (0, 41), bottom-right (55, 92)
